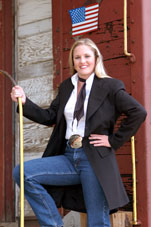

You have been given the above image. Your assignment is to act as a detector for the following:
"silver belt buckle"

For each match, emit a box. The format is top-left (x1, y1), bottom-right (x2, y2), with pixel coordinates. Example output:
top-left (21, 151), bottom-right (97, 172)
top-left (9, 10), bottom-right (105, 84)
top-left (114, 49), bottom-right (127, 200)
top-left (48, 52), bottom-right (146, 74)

top-left (69, 134), bottom-right (82, 148)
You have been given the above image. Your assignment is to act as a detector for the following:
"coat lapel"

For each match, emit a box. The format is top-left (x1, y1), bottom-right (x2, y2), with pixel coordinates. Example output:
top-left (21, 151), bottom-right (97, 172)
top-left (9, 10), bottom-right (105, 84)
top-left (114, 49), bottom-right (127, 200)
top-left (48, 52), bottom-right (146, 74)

top-left (57, 76), bottom-right (110, 124)
top-left (86, 76), bottom-right (109, 121)
top-left (57, 78), bottom-right (74, 123)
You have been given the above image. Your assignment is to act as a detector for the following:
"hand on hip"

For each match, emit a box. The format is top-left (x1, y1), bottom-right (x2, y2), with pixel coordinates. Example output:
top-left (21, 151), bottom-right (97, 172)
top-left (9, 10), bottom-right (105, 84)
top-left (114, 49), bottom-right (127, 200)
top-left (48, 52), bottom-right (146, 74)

top-left (89, 134), bottom-right (111, 147)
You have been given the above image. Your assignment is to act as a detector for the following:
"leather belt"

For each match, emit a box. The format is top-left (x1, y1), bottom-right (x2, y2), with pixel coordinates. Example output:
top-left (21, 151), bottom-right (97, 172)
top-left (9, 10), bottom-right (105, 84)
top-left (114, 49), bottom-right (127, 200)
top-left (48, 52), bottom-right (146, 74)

top-left (68, 134), bottom-right (83, 149)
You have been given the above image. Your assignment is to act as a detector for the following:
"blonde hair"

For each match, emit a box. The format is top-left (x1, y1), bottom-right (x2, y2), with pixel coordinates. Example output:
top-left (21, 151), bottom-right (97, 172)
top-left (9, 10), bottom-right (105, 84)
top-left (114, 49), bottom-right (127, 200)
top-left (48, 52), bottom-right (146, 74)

top-left (68, 38), bottom-right (110, 78)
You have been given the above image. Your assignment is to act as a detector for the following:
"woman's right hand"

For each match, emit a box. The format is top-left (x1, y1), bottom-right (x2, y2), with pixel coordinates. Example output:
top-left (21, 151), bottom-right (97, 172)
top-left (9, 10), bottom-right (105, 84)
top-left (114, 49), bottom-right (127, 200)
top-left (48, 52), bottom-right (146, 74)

top-left (11, 85), bottom-right (26, 104)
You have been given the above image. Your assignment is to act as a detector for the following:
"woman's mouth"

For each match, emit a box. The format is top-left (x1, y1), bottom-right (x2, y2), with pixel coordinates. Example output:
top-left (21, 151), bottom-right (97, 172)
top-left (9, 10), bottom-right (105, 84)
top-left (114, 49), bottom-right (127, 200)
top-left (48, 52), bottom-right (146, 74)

top-left (80, 65), bottom-right (88, 69)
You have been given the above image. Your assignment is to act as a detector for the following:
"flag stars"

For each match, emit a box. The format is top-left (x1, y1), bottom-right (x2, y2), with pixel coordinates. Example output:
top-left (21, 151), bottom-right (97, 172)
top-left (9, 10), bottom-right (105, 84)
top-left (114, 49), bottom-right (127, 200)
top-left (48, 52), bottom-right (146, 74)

top-left (69, 7), bottom-right (85, 24)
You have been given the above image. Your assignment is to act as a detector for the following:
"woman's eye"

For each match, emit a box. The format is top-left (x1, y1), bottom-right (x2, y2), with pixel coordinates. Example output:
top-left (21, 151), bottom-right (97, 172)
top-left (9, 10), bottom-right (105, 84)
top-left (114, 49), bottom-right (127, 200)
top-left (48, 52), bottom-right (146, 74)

top-left (85, 55), bottom-right (90, 58)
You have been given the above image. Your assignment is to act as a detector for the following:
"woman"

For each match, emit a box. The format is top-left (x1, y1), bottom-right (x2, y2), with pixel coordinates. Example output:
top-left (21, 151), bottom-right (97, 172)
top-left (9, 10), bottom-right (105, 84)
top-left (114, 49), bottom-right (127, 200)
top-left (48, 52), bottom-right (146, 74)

top-left (11, 38), bottom-right (147, 227)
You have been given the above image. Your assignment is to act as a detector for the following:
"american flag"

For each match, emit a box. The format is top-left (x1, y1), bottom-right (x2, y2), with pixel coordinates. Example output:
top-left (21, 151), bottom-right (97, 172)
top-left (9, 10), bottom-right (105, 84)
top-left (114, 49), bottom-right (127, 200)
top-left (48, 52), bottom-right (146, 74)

top-left (69, 3), bottom-right (99, 37)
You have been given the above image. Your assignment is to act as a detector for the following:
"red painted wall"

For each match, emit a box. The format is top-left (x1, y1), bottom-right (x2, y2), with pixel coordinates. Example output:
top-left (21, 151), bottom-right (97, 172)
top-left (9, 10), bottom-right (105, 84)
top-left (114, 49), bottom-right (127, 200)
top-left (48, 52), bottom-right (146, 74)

top-left (0, 0), bottom-right (15, 222)
top-left (52, 0), bottom-right (150, 225)
top-left (52, 0), bottom-right (133, 209)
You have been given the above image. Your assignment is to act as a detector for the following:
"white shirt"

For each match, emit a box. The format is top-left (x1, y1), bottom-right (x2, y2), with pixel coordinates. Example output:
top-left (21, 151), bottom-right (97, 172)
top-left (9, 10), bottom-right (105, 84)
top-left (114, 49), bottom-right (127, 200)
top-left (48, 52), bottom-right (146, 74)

top-left (64, 73), bottom-right (95, 139)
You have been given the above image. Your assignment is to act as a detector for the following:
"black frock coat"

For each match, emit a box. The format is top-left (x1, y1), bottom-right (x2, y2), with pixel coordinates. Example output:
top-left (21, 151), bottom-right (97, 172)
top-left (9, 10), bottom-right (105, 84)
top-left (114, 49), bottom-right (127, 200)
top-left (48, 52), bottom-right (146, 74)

top-left (21, 76), bottom-right (147, 212)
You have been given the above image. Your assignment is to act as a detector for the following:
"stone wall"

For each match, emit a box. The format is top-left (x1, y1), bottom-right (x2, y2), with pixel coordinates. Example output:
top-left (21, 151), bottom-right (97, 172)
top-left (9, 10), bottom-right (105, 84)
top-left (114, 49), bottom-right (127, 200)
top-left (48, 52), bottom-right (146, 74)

top-left (15, 0), bottom-right (53, 216)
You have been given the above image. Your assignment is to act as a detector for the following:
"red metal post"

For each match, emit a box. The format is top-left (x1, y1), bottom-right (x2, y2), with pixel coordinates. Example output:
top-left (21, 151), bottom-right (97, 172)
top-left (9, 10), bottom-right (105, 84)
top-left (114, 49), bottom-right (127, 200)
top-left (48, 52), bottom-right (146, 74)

top-left (52, 0), bottom-right (63, 91)
top-left (130, 0), bottom-right (151, 226)
top-left (0, 0), bottom-right (14, 222)
top-left (4, 0), bottom-right (15, 221)
top-left (0, 0), bottom-right (5, 221)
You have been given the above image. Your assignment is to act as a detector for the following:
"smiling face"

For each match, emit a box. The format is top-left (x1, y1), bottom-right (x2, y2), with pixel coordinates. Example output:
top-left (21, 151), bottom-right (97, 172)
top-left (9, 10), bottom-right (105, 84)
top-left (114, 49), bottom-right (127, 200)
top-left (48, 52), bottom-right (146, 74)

top-left (73, 44), bottom-right (96, 79)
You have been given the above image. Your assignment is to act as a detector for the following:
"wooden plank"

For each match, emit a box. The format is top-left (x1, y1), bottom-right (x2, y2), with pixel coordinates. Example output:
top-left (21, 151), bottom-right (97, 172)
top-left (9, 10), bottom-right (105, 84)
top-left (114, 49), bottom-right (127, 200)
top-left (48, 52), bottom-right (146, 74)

top-left (24, 217), bottom-right (40, 227)
top-left (0, 222), bottom-right (18, 227)
top-left (18, 61), bottom-right (53, 80)
top-left (80, 213), bottom-right (87, 227)
top-left (18, 32), bottom-right (52, 69)
top-left (111, 211), bottom-right (132, 227)
top-left (19, 75), bottom-right (53, 107)
top-left (15, 0), bottom-right (53, 217)
top-left (18, 18), bottom-right (52, 38)
top-left (80, 211), bottom-right (132, 227)
top-left (23, 123), bottom-right (52, 156)
top-left (18, 0), bottom-right (52, 26)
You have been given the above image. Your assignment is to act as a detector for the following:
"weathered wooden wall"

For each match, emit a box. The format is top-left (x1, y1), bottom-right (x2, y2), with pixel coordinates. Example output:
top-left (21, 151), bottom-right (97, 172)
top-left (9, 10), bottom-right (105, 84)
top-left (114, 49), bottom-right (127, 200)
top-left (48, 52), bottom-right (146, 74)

top-left (15, 0), bottom-right (53, 217)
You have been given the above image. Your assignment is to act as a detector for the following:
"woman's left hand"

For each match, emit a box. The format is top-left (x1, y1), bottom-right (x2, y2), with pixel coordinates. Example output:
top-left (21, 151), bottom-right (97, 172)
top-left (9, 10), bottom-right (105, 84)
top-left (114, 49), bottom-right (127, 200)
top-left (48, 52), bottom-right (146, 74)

top-left (89, 134), bottom-right (111, 147)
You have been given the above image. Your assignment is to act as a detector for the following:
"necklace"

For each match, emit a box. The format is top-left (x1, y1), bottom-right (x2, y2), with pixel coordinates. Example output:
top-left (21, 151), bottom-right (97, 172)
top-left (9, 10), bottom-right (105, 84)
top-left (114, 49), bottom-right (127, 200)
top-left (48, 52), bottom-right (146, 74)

top-left (78, 76), bottom-right (86, 82)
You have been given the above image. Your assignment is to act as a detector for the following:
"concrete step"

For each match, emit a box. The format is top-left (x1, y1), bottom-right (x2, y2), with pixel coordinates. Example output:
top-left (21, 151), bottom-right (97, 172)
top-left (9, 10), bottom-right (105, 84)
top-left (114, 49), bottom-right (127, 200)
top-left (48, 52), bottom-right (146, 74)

top-left (0, 223), bottom-right (18, 227)
top-left (0, 211), bottom-right (132, 227)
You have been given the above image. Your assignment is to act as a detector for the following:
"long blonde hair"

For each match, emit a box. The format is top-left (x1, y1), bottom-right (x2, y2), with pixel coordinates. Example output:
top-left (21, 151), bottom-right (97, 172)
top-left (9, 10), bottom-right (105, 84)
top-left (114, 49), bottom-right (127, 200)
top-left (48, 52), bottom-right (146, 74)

top-left (68, 38), bottom-right (110, 78)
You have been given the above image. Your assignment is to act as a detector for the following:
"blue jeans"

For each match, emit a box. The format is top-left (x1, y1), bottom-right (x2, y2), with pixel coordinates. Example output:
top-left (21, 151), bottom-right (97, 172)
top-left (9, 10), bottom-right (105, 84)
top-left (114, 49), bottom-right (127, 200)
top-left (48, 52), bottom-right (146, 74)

top-left (13, 144), bottom-right (111, 227)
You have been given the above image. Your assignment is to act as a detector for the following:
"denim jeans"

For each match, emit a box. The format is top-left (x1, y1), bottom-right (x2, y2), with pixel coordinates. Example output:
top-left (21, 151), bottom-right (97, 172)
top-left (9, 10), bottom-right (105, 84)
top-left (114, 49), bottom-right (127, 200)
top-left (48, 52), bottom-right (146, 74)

top-left (13, 144), bottom-right (111, 227)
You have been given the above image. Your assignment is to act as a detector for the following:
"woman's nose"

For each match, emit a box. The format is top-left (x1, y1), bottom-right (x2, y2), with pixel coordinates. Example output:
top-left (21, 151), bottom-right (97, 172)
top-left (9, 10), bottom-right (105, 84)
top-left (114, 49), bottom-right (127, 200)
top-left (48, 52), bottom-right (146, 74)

top-left (80, 57), bottom-right (85, 63)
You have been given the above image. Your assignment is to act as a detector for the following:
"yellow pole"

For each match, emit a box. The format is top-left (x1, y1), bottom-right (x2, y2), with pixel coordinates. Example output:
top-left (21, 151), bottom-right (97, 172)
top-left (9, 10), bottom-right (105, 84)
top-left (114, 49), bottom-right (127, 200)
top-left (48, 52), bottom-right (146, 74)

top-left (124, 0), bottom-right (132, 57)
top-left (0, 70), bottom-right (24, 227)
top-left (123, 2), bottom-right (140, 225)
top-left (123, 0), bottom-right (136, 63)
top-left (131, 136), bottom-right (137, 224)
top-left (18, 97), bottom-right (24, 227)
